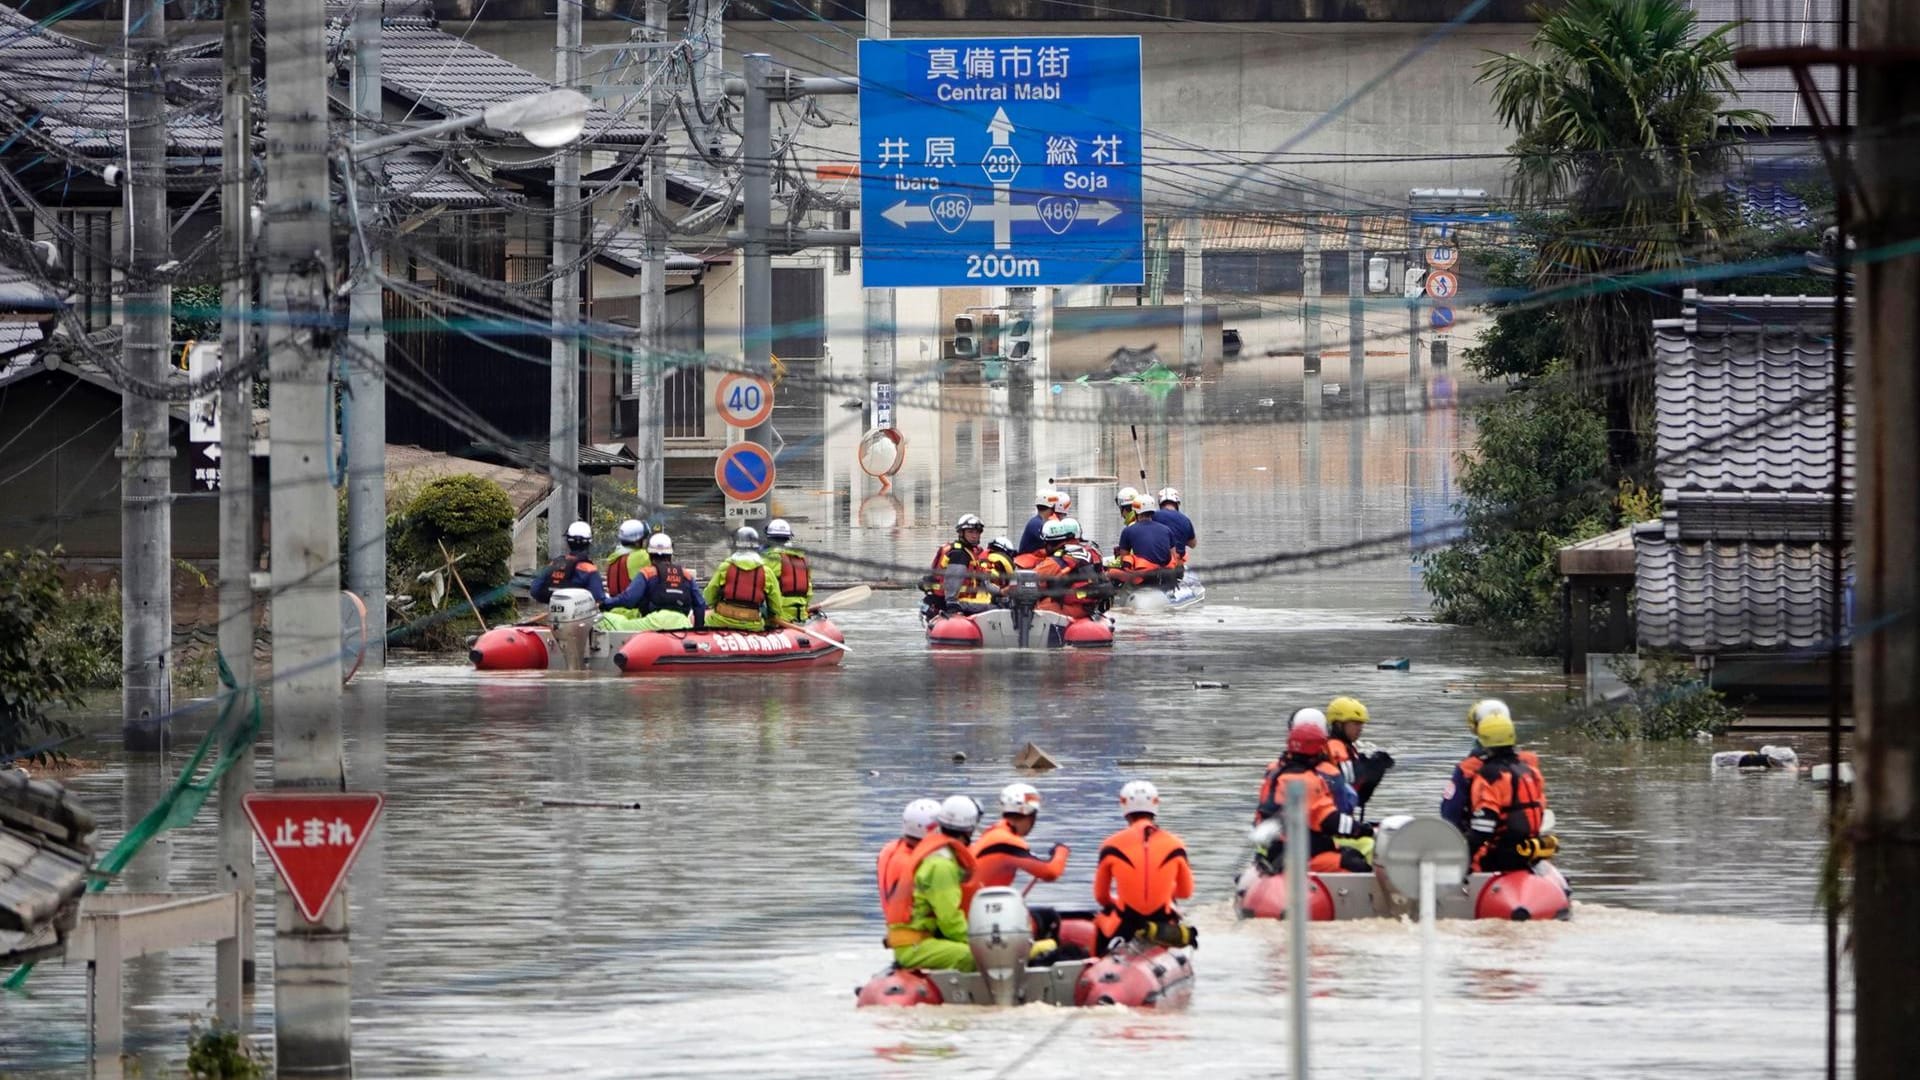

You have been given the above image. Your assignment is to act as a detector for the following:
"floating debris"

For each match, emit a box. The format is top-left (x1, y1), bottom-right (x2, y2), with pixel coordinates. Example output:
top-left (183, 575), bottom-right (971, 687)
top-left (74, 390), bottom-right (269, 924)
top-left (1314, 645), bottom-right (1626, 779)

top-left (1013, 742), bottom-right (1058, 771)
top-left (1378, 657), bottom-right (1411, 671)
top-left (1193, 681), bottom-right (1229, 690)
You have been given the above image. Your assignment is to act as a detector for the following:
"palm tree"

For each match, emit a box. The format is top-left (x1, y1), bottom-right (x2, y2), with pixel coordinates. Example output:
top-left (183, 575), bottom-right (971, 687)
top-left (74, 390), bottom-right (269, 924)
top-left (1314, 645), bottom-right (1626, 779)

top-left (1479, 0), bottom-right (1768, 464)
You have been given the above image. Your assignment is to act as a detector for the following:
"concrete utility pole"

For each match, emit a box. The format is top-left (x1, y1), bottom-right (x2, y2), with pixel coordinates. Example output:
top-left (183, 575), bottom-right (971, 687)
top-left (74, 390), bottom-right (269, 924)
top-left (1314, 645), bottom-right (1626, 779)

top-left (1347, 214), bottom-right (1365, 398)
top-left (549, 0), bottom-right (582, 553)
top-left (263, 0), bottom-right (350, 1066)
top-left (685, 0), bottom-right (724, 171)
top-left (120, 0), bottom-right (172, 751)
top-left (862, 0), bottom-right (896, 434)
top-left (1302, 211), bottom-right (1322, 371)
top-left (632, 0), bottom-right (668, 513)
top-left (741, 53), bottom-right (774, 452)
top-left (1180, 215), bottom-right (1202, 372)
top-left (1004, 285), bottom-right (1035, 532)
top-left (215, 0), bottom-right (256, 998)
top-left (346, 0), bottom-right (387, 670)
top-left (1853, 1), bottom-right (1920, 1071)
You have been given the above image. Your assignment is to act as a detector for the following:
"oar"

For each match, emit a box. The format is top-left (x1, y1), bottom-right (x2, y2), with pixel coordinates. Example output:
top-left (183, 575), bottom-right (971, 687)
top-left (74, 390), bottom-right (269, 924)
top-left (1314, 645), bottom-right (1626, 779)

top-left (812, 584), bottom-right (873, 611)
top-left (777, 618), bottom-right (851, 653)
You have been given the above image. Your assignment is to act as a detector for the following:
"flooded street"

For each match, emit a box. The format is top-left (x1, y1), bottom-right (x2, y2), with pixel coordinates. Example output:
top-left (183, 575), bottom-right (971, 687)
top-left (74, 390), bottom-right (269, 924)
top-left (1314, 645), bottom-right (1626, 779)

top-left (3, 355), bottom-right (1847, 1077)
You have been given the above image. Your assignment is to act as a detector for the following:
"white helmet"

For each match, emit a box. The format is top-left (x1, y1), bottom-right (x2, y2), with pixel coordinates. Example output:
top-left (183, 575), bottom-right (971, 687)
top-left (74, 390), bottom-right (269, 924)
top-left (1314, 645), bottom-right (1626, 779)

top-left (1156, 487), bottom-right (1181, 507)
top-left (565, 520), bottom-right (592, 541)
top-left (647, 533), bottom-right (674, 556)
top-left (1115, 486), bottom-right (1140, 510)
top-left (955, 513), bottom-right (985, 533)
top-left (999, 782), bottom-right (1042, 816)
top-left (1288, 707), bottom-right (1328, 735)
top-left (617, 518), bottom-right (647, 545)
top-left (765, 518), bottom-right (794, 542)
top-left (1035, 488), bottom-right (1057, 509)
top-left (1057, 517), bottom-right (1082, 539)
top-left (936, 794), bottom-right (982, 833)
top-left (902, 797), bottom-right (942, 840)
top-left (1119, 780), bottom-right (1160, 816)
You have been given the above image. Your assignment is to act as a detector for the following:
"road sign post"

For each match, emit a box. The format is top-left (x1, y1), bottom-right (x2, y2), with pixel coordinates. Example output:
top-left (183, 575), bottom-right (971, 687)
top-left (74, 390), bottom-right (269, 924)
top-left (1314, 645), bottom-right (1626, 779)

top-left (241, 793), bottom-right (384, 923)
top-left (858, 37), bottom-right (1143, 288)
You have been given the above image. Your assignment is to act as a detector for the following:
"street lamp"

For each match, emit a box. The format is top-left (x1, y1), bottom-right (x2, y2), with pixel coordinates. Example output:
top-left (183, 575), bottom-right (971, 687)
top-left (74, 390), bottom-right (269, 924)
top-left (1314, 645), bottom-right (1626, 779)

top-left (349, 88), bottom-right (593, 157)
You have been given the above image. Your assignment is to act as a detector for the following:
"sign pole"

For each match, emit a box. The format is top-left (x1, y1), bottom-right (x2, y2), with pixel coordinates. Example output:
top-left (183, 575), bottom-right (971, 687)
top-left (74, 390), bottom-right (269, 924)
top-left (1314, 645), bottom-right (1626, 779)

top-left (1285, 778), bottom-right (1310, 1079)
top-left (742, 53), bottom-right (775, 455)
top-left (862, 0), bottom-right (896, 438)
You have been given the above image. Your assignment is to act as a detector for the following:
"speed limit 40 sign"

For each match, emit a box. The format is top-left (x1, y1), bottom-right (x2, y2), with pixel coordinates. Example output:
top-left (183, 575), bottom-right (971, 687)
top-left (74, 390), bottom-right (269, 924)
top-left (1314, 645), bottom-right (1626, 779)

top-left (715, 373), bottom-right (774, 429)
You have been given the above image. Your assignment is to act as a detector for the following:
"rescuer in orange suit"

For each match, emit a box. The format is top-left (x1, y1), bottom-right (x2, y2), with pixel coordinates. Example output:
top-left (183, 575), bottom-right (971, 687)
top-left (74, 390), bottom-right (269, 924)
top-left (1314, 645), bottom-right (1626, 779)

top-left (1033, 517), bottom-right (1105, 620)
top-left (1250, 722), bottom-right (1372, 874)
top-left (878, 799), bottom-right (943, 918)
top-left (972, 782), bottom-right (1070, 890)
top-left (1092, 780), bottom-right (1196, 955)
top-left (922, 514), bottom-right (986, 619)
top-left (1466, 714), bottom-right (1557, 872)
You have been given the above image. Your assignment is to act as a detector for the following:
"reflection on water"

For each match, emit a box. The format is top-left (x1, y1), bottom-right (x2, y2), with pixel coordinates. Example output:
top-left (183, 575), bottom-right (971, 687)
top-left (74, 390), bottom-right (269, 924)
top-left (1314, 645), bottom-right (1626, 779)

top-left (0, 359), bottom-right (1848, 1077)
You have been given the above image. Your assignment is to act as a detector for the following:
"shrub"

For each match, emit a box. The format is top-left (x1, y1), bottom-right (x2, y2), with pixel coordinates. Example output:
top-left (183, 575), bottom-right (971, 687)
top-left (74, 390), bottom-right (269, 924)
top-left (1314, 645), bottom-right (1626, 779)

top-left (0, 550), bottom-right (86, 761)
top-left (186, 1020), bottom-right (264, 1079)
top-left (390, 475), bottom-right (516, 644)
top-left (1572, 654), bottom-right (1743, 740)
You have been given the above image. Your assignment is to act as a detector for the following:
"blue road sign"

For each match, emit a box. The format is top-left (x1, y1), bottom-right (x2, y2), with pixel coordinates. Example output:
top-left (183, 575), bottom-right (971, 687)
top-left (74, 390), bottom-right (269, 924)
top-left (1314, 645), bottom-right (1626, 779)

top-left (858, 36), bottom-right (1144, 289)
top-left (1430, 306), bottom-right (1455, 330)
top-left (715, 443), bottom-right (776, 502)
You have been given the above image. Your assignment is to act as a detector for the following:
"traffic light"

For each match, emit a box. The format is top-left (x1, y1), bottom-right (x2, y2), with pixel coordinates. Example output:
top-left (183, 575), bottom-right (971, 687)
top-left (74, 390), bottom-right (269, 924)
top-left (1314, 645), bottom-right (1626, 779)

top-left (1003, 312), bottom-right (1032, 360)
top-left (953, 313), bottom-right (978, 359)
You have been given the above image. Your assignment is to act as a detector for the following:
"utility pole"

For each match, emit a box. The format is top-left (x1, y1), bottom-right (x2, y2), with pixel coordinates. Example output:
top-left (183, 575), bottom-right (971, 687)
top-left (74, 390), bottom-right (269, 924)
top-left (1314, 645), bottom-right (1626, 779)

top-left (215, 0), bottom-right (256, 1000)
top-left (633, 0), bottom-right (668, 513)
top-left (685, 0), bottom-right (724, 171)
top-left (264, 0), bottom-right (350, 1066)
top-left (741, 53), bottom-right (774, 452)
top-left (862, 0), bottom-right (896, 434)
top-left (549, 0), bottom-right (583, 552)
top-left (1852, 0), bottom-right (1920, 1071)
top-left (1180, 215), bottom-right (1202, 373)
top-left (1347, 214), bottom-right (1365, 397)
top-left (121, 0), bottom-right (172, 751)
top-left (1302, 210), bottom-right (1322, 372)
top-left (346, 0), bottom-right (387, 669)
top-left (1004, 285), bottom-right (1035, 532)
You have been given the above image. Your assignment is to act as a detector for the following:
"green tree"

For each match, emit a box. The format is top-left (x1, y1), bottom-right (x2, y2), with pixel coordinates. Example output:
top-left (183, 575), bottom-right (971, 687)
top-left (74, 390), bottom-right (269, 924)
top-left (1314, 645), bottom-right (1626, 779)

top-left (390, 475), bottom-right (517, 643)
top-left (1479, 0), bottom-right (1767, 463)
top-left (0, 550), bottom-right (87, 761)
top-left (1420, 368), bottom-right (1613, 653)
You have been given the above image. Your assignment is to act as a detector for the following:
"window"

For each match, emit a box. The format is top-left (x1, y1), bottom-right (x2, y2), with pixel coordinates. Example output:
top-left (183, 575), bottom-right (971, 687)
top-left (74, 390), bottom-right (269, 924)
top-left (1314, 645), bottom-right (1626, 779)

top-left (55, 210), bottom-right (113, 331)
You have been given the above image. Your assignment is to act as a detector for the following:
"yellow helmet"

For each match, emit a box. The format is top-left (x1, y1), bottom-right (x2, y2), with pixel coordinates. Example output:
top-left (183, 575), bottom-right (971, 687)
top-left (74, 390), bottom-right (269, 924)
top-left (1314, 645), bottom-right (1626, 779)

top-left (1466, 698), bottom-right (1511, 734)
top-left (1326, 696), bottom-right (1369, 725)
top-left (1477, 714), bottom-right (1518, 748)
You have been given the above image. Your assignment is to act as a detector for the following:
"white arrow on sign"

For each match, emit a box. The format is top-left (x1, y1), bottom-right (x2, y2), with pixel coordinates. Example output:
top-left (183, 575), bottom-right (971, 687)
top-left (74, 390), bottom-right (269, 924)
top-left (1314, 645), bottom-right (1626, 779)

top-left (987, 106), bottom-right (1014, 147)
top-left (202, 443), bottom-right (222, 462)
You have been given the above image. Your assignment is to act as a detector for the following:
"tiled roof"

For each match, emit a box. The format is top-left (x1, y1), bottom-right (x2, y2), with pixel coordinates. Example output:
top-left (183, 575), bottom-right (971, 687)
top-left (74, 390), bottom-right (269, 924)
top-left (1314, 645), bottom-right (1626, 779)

top-left (0, 6), bottom-right (222, 156)
top-left (354, 17), bottom-right (650, 147)
top-left (1652, 291), bottom-right (1850, 503)
top-left (0, 769), bottom-right (96, 961)
top-left (592, 223), bottom-right (707, 275)
top-left (1726, 179), bottom-right (1814, 232)
top-left (1635, 528), bottom-right (1847, 653)
top-left (378, 153), bottom-right (505, 207)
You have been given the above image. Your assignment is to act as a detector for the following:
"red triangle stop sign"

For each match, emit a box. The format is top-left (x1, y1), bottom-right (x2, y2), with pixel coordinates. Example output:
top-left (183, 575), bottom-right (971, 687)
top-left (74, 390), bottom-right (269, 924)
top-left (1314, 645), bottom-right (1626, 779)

top-left (243, 792), bottom-right (385, 922)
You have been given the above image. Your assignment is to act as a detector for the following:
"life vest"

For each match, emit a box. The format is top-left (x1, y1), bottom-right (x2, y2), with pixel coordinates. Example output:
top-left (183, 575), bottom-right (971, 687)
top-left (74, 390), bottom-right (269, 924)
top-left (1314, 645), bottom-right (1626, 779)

top-left (880, 831), bottom-right (979, 927)
top-left (1253, 761), bottom-right (1348, 843)
top-left (978, 551), bottom-right (1015, 588)
top-left (1094, 818), bottom-right (1191, 919)
top-left (1012, 551), bottom-right (1046, 570)
top-left (876, 836), bottom-right (914, 918)
top-left (547, 553), bottom-right (595, 587)
top-left (606, 549), bottom-right (649, 596)
top-left (772, 549), bottom-right (811, 597)
top-left (1472, 753), bottom-right (1547, 842)
top-left (649, 562), bottom-right (696, 613)
top-left (927, 541), bottom-right (977, 597)
top-left (714, 559), bottom-right (768, 622)
top-left (1255, 757), bottom-right (1345, 824)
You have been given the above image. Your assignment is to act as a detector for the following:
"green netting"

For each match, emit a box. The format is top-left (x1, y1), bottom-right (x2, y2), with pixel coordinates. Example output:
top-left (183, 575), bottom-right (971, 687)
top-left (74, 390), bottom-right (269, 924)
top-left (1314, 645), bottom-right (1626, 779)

top-left (4, 652), bottom-right (262, 992)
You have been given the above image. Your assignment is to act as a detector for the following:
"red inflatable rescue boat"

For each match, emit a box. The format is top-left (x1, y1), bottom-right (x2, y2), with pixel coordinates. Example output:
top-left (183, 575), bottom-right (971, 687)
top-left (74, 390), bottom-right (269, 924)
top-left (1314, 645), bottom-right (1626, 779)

top-left (856, 887), bottom-right (1191, 1009)
top-left (614, 619), bottom-right (845, 673)
top-left (1232, 865), bottom-right (1570, 921)
top-left (925, 609), bottom-right (1114, 649)
top-left (469, 626), bottom-right (550, 671)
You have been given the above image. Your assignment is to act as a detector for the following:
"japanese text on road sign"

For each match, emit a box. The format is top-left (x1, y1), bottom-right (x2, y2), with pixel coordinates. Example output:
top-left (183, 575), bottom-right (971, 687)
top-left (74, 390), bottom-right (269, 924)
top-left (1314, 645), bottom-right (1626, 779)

top-left (858, 36), bottom-right (1144, 288)
top-left (242, 792), bottom-right (384, 923)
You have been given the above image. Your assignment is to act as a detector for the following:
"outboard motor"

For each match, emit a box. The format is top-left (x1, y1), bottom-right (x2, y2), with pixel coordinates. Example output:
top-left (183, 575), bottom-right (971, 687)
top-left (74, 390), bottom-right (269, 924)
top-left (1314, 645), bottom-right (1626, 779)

top-left (546, 588), bottom-right (598, 671)
top-left (967, 886), bottom-right (1034, 1007)
top-left (1009, 570), bottom-right (1042, 645)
